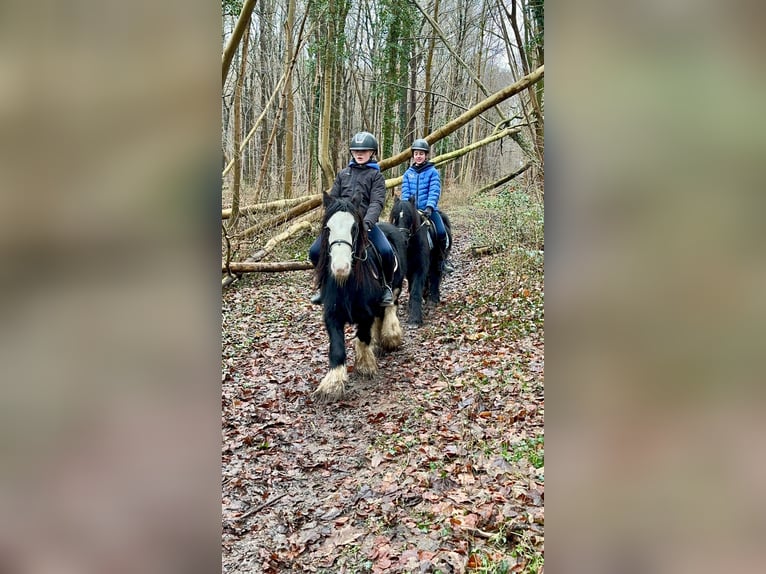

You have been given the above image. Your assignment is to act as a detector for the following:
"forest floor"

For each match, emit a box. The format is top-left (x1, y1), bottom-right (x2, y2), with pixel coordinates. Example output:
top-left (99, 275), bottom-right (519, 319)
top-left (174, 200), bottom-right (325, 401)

top-left (222, 190), bottom-right (544, 573)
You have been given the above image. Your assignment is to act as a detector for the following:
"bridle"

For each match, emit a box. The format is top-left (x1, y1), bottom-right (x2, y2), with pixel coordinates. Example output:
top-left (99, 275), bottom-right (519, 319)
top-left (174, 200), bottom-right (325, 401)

top-left (327, 225), bottom-right (368, 261)
top-left (394, 208), bottom-right (426, 245)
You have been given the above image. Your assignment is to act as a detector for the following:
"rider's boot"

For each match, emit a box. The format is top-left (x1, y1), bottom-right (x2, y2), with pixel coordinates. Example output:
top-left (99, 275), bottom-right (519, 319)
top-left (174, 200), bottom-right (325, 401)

top-left (310, 290), bottom-right (323, 305)
top-left (380, 282), bottom-right (394, 306)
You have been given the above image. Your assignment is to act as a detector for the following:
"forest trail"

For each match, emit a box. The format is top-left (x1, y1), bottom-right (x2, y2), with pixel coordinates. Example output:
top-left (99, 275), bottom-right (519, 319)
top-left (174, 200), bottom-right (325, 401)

top-left (222, 199), bottom-right (544, 573)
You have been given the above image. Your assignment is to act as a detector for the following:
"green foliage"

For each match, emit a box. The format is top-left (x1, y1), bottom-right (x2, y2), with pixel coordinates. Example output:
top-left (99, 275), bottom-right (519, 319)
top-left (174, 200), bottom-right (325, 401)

top-left (524, 0), bottom-right (544, 58)
top-left (477, 187), bottom-right (544, 251)
top-left (502, 436), bottom-right (544, 469)
top-left (373, 0), bottom-right (418, 157)
top-left (222, 0), bottom-right (243, 17)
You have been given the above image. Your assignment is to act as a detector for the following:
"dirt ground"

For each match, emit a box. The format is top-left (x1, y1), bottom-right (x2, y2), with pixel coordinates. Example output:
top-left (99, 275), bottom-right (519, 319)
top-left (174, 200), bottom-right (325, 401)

top-left (222, 205), bottom-right (544, 573)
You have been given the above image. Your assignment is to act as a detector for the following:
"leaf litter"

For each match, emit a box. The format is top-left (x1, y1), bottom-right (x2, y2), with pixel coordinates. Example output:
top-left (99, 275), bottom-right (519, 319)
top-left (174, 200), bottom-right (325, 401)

top-left (222, 206), bottom-right (544, 572)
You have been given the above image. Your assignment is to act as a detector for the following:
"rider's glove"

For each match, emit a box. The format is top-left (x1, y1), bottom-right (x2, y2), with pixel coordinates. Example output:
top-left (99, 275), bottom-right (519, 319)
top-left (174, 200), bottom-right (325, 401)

top-left (365, 221), bottom-right (373, 232)
top-left (425, 206), bottom-right (434, 218)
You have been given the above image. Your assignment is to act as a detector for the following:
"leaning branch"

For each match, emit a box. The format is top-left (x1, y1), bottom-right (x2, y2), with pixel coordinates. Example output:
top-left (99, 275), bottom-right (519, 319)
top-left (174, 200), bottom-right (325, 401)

top-left (384, 127), bottom-right (522, 191)
top-left (222, 0), bottom-right (259, 87)
top-left (236, 195), bottom-right (321, 239)
top-left (378, 65), bottom-right (544, 173)
top-left (477, 162), bottom-right (533, 194)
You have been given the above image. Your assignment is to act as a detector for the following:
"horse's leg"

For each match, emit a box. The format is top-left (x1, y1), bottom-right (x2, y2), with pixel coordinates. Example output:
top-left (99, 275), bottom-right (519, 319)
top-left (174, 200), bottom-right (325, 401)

top-left (428, 250), bottom-right (442, 305)
top-left (354, 319), bottom-right (378, 377)
top-left (407, 264), bottom-right (426, 326)
top-left (313, 317), bottom-right (348, 402)
top-left (380, 302), bottom-right (403, 351)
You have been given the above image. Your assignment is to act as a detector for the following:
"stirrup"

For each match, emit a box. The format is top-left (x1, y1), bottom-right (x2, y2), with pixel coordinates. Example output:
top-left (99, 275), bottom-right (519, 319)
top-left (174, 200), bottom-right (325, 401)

top-left (380, 285), bottom-right (394, 307)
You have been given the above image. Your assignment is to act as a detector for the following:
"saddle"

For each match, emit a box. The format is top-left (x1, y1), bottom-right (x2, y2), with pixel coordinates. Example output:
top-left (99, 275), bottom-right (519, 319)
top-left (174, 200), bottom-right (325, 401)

top-left (418, 210), bottom-right (450, 252)
top-left (365, 240), bottom-right (398, 282)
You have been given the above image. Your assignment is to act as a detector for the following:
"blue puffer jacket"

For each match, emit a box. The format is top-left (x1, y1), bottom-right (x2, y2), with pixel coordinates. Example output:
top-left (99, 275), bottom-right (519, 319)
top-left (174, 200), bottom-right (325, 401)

top-left (401, 161), bottom-right (441, 211)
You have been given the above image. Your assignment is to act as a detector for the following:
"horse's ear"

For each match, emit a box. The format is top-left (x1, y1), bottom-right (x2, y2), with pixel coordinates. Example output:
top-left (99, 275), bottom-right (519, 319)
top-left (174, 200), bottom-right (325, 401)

top-left (322, 191), bottom-right (333, 209)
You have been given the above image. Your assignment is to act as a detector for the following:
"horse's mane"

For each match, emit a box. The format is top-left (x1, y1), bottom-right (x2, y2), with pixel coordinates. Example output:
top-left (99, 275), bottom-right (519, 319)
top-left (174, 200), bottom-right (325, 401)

top-left (314, 197), bottom-right (371, 291)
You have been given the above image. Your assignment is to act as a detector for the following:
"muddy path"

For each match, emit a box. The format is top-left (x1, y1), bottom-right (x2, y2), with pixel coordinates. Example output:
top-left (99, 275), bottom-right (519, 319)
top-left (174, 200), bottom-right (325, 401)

top-left (222, 205), bottom-right (544, 573)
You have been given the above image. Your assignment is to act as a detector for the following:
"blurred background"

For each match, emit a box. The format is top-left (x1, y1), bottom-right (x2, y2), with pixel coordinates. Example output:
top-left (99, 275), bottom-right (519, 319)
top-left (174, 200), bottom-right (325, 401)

top-left (0, 1), bottom-right (220, 572)
top-left (549, 0), bottom-right (766, 572)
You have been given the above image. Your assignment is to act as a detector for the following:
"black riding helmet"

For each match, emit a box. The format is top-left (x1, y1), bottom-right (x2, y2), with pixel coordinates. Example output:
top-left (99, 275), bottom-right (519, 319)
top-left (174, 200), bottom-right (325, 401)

top-left (349, 131), bottom-right (378, 154)
top-left (411, 139), bottom-right (430, 154)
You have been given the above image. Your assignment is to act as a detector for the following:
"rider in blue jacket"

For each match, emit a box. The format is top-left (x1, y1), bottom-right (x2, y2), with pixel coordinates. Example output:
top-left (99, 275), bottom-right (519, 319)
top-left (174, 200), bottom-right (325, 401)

top-left (401, 139), bottom-right (449, 255)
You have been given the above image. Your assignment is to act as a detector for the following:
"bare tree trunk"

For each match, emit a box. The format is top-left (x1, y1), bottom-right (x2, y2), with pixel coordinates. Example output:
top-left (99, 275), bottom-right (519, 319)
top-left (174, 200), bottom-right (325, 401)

top-left (422, 0), bottom-right (439, 134)
top-left (282, 0), bottom-right (296, 199)
top-left (506, 0), bottom-right (543, 165)
top-left (228, 15), bottom-right (251, 230)
top-left (317, 67), bottom-right (334, 190)
top-left (222, 0), bottom-right (258, 87)
top-left (406, 46), bottom-right (417, 143)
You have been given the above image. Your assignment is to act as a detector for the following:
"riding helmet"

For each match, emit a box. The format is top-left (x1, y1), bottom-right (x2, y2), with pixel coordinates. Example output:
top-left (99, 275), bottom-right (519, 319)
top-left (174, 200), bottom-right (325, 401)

top-left (411, 139), bottom-right (430, 153)
top-left (349, 132), bottom-right (378, 154)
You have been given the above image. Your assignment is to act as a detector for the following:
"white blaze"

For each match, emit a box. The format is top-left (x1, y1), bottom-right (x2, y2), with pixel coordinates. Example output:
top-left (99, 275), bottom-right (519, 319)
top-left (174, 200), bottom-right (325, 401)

top-left (326, 211), bottom-right (355, 283)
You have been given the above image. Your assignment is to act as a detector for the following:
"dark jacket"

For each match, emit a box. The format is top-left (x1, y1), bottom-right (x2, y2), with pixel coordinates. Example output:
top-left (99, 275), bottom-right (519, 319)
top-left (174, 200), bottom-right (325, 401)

top-left (401, 161), bottom-right (441, 211)
top-left (330, 161), bottom-right (387, 228)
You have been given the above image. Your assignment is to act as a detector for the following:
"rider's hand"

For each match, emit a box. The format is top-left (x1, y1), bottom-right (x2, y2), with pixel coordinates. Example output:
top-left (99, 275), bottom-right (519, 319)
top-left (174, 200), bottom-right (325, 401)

top-left (425, 206), bottom-right (433, 218)
top-left (365, 221), bottom-right (373, 232)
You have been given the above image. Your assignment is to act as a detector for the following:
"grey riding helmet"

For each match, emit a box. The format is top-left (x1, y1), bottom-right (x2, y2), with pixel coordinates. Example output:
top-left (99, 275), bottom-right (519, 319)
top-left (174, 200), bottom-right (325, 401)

top-left (411, 139), bottom-right (430, 154)
top-left (349, 132), bottom-right (378, 154)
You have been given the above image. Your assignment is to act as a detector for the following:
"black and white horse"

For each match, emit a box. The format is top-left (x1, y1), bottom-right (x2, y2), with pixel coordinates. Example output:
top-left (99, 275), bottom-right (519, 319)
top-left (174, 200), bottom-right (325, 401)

top-left (390, 196), bottom-right (452, 325)
top-left (312, 192), bottom-right (406, 402)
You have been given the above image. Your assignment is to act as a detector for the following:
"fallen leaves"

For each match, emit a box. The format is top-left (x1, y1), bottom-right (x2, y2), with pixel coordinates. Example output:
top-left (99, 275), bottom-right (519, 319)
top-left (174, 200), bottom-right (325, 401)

top-left (222, 209), bottom-right (544, 572)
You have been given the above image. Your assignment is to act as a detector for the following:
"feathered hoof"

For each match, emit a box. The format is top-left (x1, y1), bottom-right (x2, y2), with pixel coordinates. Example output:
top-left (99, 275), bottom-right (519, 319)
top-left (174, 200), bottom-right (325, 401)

top-left (354, 338), bottom-right (378, 377)
top-left (380, 307), bottom-right (403, 350)
top-left (312, 366), bottom-right (348, 403)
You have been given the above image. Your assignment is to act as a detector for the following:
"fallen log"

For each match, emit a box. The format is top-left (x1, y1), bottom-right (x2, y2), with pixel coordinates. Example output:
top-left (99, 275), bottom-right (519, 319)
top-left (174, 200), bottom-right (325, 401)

top-left (222, 196), bottom-right (317, 219)
top-left (223, 260), bottom-right (313, 273)
top-left (237, 195), bottom-right (321, 239)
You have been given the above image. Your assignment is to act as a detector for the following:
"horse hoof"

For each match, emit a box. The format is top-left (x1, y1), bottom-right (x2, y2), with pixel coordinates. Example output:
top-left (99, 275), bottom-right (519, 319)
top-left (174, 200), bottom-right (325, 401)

top-left (312, 366), bottom-right (348, 403)
top-left (379, 309), bottom-right (403, 350)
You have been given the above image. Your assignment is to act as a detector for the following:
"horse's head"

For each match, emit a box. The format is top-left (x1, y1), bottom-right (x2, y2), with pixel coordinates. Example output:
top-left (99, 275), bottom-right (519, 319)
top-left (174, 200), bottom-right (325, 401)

top-left (319, 192), bottom-right (365, 285)
top-left (389, 196), bottom-right (420, 242)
